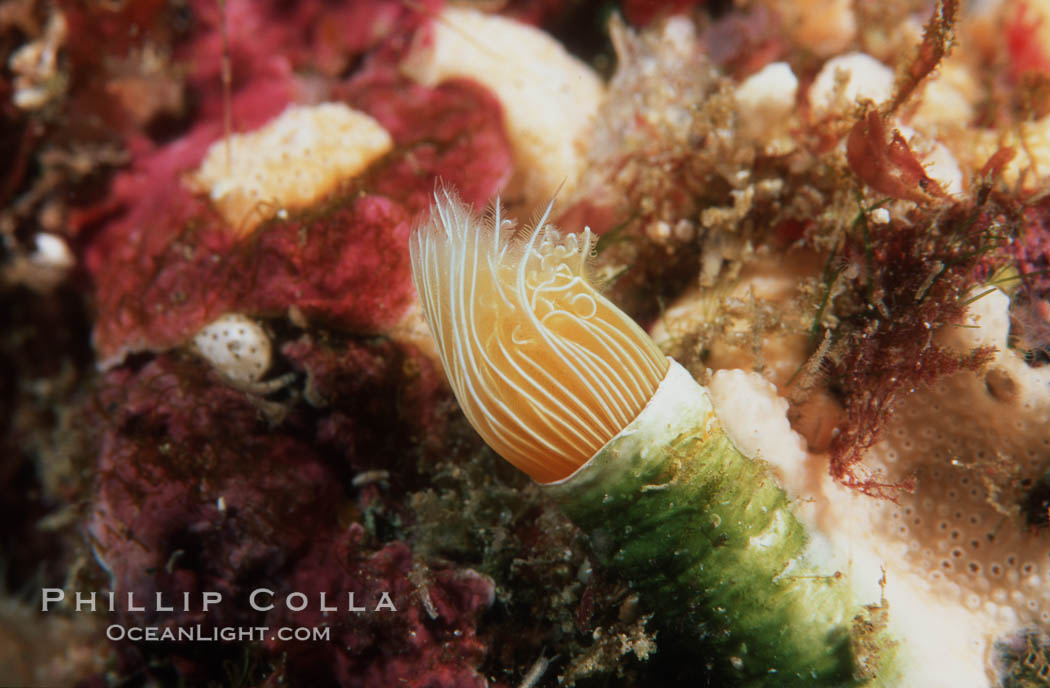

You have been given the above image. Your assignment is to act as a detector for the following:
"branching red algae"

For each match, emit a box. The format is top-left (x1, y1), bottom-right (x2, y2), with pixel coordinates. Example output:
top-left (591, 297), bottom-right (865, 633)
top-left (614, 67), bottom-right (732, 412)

top-left (823, 199), bottom-right (1009, 495)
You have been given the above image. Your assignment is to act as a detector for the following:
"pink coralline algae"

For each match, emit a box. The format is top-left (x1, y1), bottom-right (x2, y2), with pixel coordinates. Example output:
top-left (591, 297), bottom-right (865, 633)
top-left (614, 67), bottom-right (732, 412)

top-left (1010, 199), bottom-right (1050, 361)
top-left (71, 3), bottom-right (515, 681)
top-left (1006, 1), bottom-right (1050, 78)
top-left (273, 540), bottom-right (495, 688)
top-left (1016, 198), bottom-right (1050, 298)
top-left (621, 0), bottom-right (703, 27)
top-left (71, 0), bottom-right (512, 367)
top-left (89, 356), bottom-right (494, 687)
top-left (281, 333), bottom-right (452, 457)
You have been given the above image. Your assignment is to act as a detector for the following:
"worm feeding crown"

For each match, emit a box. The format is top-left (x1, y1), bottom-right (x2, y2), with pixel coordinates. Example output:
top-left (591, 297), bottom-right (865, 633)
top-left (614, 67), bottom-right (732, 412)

top-left (410, 190), bottom-right (669, 482)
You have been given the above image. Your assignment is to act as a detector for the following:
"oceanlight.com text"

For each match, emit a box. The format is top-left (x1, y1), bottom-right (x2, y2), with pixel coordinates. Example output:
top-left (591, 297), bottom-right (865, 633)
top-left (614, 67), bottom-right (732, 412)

top-left (105, 624), bottom-right (332, 642)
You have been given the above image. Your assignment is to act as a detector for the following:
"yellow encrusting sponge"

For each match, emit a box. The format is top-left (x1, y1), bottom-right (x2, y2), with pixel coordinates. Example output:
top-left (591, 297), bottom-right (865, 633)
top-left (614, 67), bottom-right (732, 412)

top-left (409, 189), bottom-right (668, 483)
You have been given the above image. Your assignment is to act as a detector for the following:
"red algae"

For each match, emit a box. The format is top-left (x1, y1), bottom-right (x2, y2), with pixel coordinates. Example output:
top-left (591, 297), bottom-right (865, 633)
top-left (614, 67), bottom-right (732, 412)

top-left (701, 5), bottom-right (786, 79)
top-left (825, 157), bottom-right (1018, 493)
top-left (88, 354), bottom-right (492, 687)
top-left (1015, 198), bottom-right (1050, 299)
top-left (621, 0), bottom-right (702, 27)
top-left (73, 3), bottom-right (511, 365)
top-left (281, 333), bottom-right (452, 455)
top-left (1008, 198), bottom-right (1050, 362)
top-left (273, 531), bottom-right (494, 688)
top-left (6, 1), bottom-right (516, 684)
top-left (1006, 1), bottom-right (1050, 79)
top-left (846, 109), bottom-right (949, 204)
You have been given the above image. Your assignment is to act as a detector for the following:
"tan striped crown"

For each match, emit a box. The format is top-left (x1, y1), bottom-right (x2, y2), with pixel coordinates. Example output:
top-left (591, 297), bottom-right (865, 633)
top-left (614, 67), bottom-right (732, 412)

top-left (409, 189), bottom-right (669, 483)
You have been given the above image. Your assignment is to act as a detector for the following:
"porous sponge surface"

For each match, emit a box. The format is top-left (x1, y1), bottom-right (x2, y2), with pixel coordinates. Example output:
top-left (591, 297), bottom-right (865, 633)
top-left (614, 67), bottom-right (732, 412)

top-left (866, 289), bottom-right (1050, 628)
top-left (191, 103), bottom-right (393, 233)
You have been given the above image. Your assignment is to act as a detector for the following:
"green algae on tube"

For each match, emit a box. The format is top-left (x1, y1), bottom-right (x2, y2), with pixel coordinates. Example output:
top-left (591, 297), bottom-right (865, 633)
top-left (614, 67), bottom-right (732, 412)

top-left (409, 189), bottom-right (897, 685)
